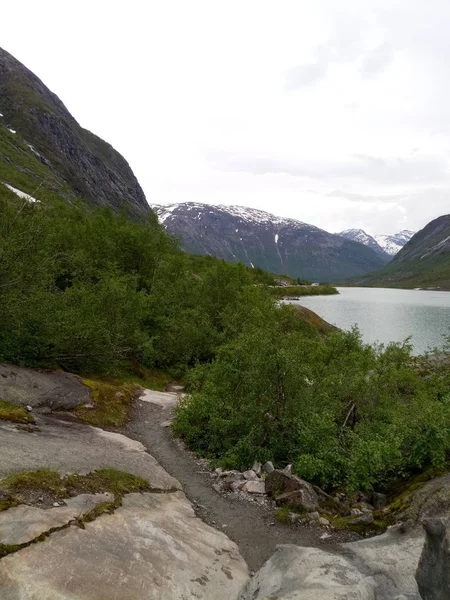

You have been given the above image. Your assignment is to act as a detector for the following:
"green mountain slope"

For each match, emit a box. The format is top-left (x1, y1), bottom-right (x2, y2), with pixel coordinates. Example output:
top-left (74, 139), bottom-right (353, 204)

top-left (348, 214), bottom-right (450, 289)
top-left (0, 47), bottom-right (149, 215)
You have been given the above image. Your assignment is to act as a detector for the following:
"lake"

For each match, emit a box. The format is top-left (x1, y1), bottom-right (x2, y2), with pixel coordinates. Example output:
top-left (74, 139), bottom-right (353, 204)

top-left (291, 287), bottom-right (450, 355)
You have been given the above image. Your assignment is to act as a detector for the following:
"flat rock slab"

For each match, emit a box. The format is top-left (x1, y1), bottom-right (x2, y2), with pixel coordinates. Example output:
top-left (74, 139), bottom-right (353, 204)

top-left (0, 416), bottom-right (180, 492)
top-left (0, 493), bottom-right (113, 545)
top-left (139, 389), bottom-right (180, 409)
top-left (0, 363), bottom-right (91, 410)
top-left (0, 491), bottom-right (249, 600)
top-left (239, 527), bottom-right (424, 599)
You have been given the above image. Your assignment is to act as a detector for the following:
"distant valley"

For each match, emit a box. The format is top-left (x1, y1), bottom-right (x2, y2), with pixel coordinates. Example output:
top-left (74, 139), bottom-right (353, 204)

top-left (349, 214), bottom-right (450, 290)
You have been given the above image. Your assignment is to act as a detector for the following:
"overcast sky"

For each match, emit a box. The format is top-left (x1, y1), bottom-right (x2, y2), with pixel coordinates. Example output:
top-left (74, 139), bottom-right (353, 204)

top-left (2, 0), bottom-right (450, 234)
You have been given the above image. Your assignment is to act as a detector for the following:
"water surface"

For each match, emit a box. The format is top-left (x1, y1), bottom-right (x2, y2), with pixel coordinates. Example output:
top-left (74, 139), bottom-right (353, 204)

top-left (292, 287), bottom-right (450, 355)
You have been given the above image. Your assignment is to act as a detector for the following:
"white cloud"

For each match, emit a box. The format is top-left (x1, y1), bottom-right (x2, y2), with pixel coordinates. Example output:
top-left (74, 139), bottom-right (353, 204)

top-left (1, 0), bottom-right (450, 234)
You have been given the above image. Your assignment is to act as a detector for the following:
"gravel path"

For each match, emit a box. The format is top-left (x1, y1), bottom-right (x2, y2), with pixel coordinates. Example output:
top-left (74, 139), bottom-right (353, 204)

top-left (123, 393), bottom-right (359, 571)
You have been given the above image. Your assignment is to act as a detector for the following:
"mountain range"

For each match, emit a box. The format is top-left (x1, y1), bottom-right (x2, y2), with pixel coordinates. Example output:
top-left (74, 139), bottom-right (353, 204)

top-left (338, 229), bottom-right (415, 257)
top-left (152, 203), bottom-right (388, 282)
top-left (1, 46), bottom-right (446, 289)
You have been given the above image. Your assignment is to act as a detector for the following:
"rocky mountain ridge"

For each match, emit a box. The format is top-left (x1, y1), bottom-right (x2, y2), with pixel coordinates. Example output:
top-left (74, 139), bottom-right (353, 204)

top-left (0, 47), bottom-right (150, 216)
top-left (153, 202), bottom-right (387, 282)
top-left (339, 228), bottom-right (415, 257)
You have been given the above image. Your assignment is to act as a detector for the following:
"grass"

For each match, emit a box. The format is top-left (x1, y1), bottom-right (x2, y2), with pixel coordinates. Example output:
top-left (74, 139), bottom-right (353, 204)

top-left (275, 505), bottom-right (308, 524)
top-left (0, 399), bottom-right (35, 424)
top-left (104, 364), bottom-right (173, 392)
top-left (0, 468), bottom-right (155, 557)
top-left (73, 366), bottom-right (174, 428)
top-left (0, 123), bottom-right (63, 202)
top-left (1, 468), bottom-right (152, 503)
top-left (73, 379), bottom-right (138, 428)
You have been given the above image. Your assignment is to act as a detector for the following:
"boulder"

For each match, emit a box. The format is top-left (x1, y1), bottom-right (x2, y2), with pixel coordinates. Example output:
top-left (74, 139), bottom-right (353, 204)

top-left (275, 490), bottom-right (318, 512)
top-left (252, 462), bottom-right (262, 476)
top-left (239, 527), bottom-right (423, 599)
top-left (262, 461), bottom-right (274, 474)
top-left (416, 517), bottom-right (450, 600)
top-left (220, 472), bottom-right (244, 490)
top-left (242, 470), bottom-right (258, 481)
top-left (350, 511), bottom-right (374, 526)
top-left (372, 491), bottom-right (387, 510)
top-left (243, 481), bottom-right (265, 494)
top-left (266, 470), bottom-right (318, 511)
top-left (230, 480), bottom-right (246, 492)
top-left (307, 512), bottom-right (320, 522)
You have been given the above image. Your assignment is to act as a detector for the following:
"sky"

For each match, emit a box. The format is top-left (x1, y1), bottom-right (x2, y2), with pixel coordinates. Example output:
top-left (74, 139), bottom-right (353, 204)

top-left (2, 0), bottom-right (450, 234)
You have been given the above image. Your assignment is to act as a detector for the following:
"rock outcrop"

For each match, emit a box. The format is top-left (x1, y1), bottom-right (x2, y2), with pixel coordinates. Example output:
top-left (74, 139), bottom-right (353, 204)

top-left (0, 47), bottom-right (150, 217)
top-left (416, 517), bottom-right (450, 600)
top-left (240, 526), bottom-right (424, 599)
top-left (0, 492), bottom-right (249, 600)
top-left (0, 363), bottom-right (91, 410)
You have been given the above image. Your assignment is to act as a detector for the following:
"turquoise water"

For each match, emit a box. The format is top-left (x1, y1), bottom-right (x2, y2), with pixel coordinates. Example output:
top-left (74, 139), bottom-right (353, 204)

top-left (292, 287), bottom-right (450, 355)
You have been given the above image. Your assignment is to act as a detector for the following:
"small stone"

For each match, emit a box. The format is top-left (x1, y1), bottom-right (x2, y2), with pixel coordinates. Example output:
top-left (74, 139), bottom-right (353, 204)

top-left (0, 489), bottom-right (12, 501)
top-left (160, 420), bottom-right (172, 427)
top-left (242, 470), bottom-right (258, 481)
top-left (37, 496), bottom-right (43, 503)
top-left (114, 392), bottom-right (124, 399)
top-left (52, 502), bottom-right (60, 507)
top-left (262, 461), bottom-right (274, 474)
top-left (318, 517), bottom-right (330, 526)
top-left (320, 532), bottom-right (331, 539)
top-left (398, 519), bottom-right (415, 534)
top-left (283, 464), bottom-right (293, 476)
top-left (288, 512), bottom-right (303, 524)
top-left (212, 484), bottom-right (221, 494)
top-left (83, 403), bottom-right (94, 409)
top-left (251, 461), bottom-right (262, 476)
top-left (26, 405), bottom-right (32, 412)
top-left (351, 508), bottom-right (363, 516)
top-left (214, 467), bottom-right (223, 476)
top-left (307, 511), bottom-right (320, 522)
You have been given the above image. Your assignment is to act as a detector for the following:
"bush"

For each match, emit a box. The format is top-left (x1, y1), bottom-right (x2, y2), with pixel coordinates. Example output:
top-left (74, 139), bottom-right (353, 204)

top-left (174, 317), bottom-right (450, 490)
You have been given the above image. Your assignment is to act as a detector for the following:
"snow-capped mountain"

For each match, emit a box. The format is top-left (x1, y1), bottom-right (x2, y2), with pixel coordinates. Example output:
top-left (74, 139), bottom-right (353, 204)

top-left (152, 203), bottom-right (386, 282)
top-left (338, 229), bottom-right (389, 258)
top-left (339, 228), bottom-right (415, 257)
top-left (373, 231), bottom-right (416, 256)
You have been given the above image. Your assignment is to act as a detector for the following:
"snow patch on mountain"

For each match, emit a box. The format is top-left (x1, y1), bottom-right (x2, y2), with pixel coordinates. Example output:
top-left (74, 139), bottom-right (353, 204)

top-left (374, 230), bottom-right (415, 256)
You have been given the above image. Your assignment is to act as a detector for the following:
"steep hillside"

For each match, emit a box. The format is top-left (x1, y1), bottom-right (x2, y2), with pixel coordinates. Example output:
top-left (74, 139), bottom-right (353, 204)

top-left (0, 47), bottom-right (149, 215)
top-left (153, 202), bottom-right (386, 282)
top-left (339, 229), bottom-right (390, 259)
top-left (348, 214), bottom-right (450, 289)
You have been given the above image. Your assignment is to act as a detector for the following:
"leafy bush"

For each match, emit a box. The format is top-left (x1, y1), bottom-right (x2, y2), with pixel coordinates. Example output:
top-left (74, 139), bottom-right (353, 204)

top-left (174, 315), bottom-right (450, 491)
top-left (0, 192), bottom-right (267, 374)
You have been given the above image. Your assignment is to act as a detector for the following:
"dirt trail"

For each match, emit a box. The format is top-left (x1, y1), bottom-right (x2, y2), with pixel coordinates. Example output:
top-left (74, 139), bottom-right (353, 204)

top-left (123, 393), bottom-right (359, 571)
